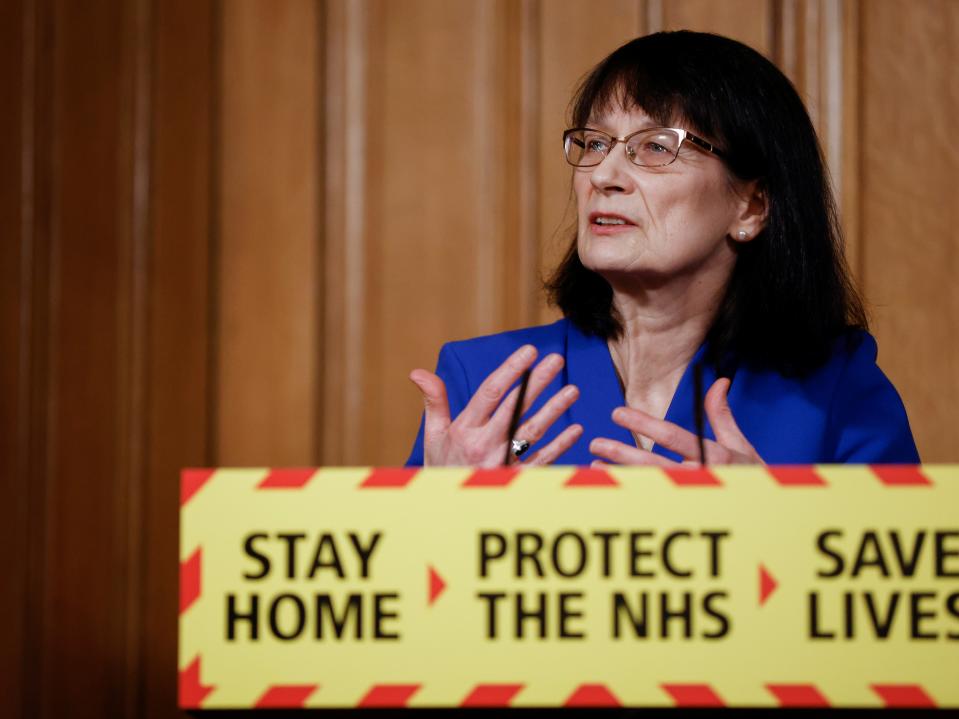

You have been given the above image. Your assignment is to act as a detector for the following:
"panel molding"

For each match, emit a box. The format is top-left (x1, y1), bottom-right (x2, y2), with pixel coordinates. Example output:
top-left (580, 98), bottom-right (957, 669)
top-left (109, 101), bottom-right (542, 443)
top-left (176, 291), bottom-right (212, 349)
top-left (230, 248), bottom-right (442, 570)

top-left (115, 0), bottom-right (155, 716)
top-left (322, 0), bottom-right (370, 465)
top-left (774, 0), bottom-right (857, 271)
top-left (142, 1), bottom-right (217, 716)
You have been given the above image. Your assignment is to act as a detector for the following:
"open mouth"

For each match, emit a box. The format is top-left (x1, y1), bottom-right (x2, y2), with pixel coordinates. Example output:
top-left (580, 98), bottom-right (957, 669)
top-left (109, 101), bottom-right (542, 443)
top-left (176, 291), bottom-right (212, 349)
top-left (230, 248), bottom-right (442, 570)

top-left (589, 212), bottom-right (636, 230)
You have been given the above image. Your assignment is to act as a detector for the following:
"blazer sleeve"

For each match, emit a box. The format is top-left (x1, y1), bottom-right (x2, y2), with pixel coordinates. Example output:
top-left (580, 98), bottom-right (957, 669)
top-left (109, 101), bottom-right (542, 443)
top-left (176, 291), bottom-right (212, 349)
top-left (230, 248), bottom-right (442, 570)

top-left (826, 334), bottom-right (920, 463)
top-left (405, 342), bottom-right (472, 467)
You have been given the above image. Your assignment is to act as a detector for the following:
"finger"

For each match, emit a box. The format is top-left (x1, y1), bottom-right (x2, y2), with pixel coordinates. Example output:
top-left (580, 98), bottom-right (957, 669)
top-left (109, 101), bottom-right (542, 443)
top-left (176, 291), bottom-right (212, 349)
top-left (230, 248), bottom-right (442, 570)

top-left (611, 407), bottom-right (702, 460)
top-left (521, 353), bottom-right (566, 412)
top-left (680, 437), bottom-right (753, 466)
top-left (702, 440), bottom-right (734, 465)
top-left (502, 384), bottom-right (579, 445)
top-left (458, 344), bottom-right (537, 427)
top-left (703, 378), bottom-right (756, 456)
top-left (409, 369), bottom-right (451, 440)
top-left (523, 424), bottom-right (583, 466)
top-left (589, 437), bottom-right (680, 467)
top-left (487, 353), bottom-right (565, 432)
top-left (489, 382), bottom-right (524, 437)
top-left (591, 460), bottom-right (611, 468)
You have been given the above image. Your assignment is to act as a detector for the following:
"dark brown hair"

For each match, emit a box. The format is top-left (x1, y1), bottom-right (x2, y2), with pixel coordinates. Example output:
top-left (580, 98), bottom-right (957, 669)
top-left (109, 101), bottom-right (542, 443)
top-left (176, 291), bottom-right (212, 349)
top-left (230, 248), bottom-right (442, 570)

top-left (546, 31), bottom-right (867, 376)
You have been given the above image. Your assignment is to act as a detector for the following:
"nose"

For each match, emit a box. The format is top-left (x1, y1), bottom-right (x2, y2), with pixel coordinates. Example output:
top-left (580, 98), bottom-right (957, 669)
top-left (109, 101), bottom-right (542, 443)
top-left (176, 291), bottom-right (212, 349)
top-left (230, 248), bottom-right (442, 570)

top-left (588, 142), bottom-right (636, 194)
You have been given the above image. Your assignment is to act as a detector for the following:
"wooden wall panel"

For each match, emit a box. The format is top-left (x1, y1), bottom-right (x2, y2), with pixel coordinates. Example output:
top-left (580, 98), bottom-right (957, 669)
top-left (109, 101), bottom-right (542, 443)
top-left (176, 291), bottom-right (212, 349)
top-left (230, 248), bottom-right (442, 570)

top-left (657, 0), bottom-right (773, 53)
top-left (216, 0), bottom-right (320, 466)
top-left (324, 0), bottom-right (541, 464)
top-left (773, 0), bottom-right (858, 272)
top-left (320, 0), bottom-right (365, 464)
top-left (0, 1), bottom-right (28, 716)
top-left (11, 1), bottom-right (57, 716)
top-left (141, 1), bottom-right (216, 716)
top-left (839, 0), bottom-right (861, 275)
top-left (360, 0), bottom-right (498, 464)
top-left (860, 0), bottom-right (959, 462)
top-left (501, 0), bottom-right (541, 329)
top-left (32, 0), bottom-right (144, 716)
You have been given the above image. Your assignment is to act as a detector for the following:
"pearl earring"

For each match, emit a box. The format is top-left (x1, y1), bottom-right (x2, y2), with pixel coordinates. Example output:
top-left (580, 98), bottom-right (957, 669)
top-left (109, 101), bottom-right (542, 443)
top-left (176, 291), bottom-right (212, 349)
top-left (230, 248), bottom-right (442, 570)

top-left (737, 230), bottom-right (748, 240)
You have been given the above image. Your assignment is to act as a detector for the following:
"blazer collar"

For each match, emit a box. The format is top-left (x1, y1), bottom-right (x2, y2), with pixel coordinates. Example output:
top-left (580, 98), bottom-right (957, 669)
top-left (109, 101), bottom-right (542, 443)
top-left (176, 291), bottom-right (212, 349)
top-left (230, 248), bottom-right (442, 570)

top-left (564, 319), bottom-right (717, 463)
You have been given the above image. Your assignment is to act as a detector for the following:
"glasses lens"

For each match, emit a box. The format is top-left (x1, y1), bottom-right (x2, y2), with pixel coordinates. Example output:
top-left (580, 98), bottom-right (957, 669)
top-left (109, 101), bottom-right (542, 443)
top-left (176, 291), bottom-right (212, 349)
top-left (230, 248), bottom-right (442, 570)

top-left (627, 129), bottom-right (682, 167)
top-left (564, 130), bottom-right (611, 167)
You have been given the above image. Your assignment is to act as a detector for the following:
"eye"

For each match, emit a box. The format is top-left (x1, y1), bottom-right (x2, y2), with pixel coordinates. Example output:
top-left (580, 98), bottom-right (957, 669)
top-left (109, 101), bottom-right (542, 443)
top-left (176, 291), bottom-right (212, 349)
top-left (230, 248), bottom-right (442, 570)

top-left (628, 131), bottom-right (681, 166)
top-left (586, 137), bottom-right (610, 153)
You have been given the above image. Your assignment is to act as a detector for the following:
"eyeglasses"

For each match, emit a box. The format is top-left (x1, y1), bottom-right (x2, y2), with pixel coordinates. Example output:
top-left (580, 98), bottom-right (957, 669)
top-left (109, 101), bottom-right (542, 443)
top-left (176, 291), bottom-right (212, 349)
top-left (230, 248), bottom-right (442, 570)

top-left (563, 127), bottom-right (726, 168)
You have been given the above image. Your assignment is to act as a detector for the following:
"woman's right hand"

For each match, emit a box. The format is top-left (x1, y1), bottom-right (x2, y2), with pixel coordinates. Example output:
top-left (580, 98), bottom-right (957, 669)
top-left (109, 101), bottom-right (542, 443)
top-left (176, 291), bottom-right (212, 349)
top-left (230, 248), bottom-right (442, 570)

top-left (409, 344), bottom-right (583, 467)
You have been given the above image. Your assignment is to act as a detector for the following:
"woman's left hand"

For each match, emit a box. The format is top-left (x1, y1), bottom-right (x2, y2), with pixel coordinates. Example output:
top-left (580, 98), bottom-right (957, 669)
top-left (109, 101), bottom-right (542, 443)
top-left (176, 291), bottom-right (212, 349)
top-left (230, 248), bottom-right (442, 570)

top-left (589, 378), bottom-right (763, 466)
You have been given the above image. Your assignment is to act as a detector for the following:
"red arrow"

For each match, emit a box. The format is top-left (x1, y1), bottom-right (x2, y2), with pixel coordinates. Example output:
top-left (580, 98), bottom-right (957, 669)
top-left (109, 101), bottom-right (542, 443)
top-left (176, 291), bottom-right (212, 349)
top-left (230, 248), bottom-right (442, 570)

top-left (759, 564), bottom-right (778, 606)
top-left (428, 565), bottom-right (446, 605)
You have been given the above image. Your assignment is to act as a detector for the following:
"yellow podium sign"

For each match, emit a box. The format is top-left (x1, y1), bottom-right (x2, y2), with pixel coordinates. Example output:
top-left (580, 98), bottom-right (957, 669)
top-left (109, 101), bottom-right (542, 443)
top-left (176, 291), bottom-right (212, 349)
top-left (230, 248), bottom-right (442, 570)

top-left (179, 465), bottom-right (959, 709)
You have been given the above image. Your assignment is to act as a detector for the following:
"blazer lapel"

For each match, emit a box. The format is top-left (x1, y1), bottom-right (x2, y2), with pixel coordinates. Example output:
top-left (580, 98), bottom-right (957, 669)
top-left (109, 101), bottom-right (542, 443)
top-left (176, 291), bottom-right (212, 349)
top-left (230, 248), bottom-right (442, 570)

top-left (564, 321), bottom-right (635, 455)
top-left (655, 343), bottom-right (717, 462)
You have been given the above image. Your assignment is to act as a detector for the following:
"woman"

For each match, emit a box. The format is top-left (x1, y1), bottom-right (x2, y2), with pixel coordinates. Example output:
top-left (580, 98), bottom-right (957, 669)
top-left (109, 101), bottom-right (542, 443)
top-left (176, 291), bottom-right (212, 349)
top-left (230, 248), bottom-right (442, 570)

top-left (406, 31), bottom-right (918, 467)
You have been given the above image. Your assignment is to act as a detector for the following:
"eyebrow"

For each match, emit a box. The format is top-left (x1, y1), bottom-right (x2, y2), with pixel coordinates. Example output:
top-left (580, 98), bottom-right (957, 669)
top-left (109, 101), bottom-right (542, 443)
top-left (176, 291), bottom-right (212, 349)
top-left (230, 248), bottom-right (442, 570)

top-left (585, 117), bottom-right (659, 132)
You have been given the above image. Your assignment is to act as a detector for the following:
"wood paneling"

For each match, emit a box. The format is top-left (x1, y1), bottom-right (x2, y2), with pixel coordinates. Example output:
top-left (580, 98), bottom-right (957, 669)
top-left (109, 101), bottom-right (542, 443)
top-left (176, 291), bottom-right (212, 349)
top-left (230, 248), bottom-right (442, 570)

top-left (658, 0), bottom-right (773, 53)
top-left (860, 0), bottom-right (959, 461)
top-left (839, 0), bottom-right (862, 274)
top-left (36, 0), bottom-right (140, 715)
top-left (0, 1), bottom-right (28, 715)
top-left (4, 0), bottom-right (215, 716)
top-left (320, 0), bottom-right (367, 465)
top-left (503, 0), bottom-right (541, 330)
top-left (324, 0), bottom-right (545, 464)
top-left (14, 0), bottom-right (57, 716)
top-left (216, 0), bottom-right (320, 466)
top-left (773, 0), bottom-right (858, 271)
top-left (369, 0), bottom-right (504, 463)
top-left (142, 1), bottom-right (216, 716)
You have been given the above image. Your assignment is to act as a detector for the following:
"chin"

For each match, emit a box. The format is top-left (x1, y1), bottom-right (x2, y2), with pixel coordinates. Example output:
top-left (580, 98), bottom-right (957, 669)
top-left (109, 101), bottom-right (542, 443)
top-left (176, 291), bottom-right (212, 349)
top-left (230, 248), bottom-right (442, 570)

top-left (579, 248), bottom-right (676, 290)
top-left (578, 239), bottom-right (646, 274)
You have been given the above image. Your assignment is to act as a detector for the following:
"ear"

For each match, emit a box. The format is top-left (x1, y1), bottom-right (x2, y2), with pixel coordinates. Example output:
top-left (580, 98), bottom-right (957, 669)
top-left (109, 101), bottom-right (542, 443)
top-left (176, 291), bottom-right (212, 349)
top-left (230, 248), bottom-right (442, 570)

top-left (727, 180), bottom-right (767, 243)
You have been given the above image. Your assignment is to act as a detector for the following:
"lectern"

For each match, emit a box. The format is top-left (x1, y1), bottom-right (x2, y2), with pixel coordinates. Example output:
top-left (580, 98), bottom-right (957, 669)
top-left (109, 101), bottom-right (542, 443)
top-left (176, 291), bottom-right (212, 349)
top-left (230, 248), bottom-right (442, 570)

top-left (179, 465), bottom-right (959, 709)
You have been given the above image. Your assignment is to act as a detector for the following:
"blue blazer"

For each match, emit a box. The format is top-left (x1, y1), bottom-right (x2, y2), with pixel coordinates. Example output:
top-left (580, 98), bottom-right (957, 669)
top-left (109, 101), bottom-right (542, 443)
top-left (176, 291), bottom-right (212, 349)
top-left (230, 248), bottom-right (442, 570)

top-left (406, 318), bottom-right (919, 466)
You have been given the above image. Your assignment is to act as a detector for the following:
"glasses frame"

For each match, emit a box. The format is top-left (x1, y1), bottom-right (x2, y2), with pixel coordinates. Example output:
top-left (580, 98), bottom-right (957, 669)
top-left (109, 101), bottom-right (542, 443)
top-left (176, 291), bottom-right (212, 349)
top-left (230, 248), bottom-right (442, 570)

top-left (562, 126), bottom-right (726, 168)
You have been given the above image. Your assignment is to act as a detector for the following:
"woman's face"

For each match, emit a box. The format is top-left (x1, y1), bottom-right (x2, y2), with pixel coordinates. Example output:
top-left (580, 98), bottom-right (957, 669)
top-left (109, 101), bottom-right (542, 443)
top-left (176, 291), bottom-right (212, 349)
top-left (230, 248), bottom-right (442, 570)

top-left (574, 105), bottom-right (754, 290)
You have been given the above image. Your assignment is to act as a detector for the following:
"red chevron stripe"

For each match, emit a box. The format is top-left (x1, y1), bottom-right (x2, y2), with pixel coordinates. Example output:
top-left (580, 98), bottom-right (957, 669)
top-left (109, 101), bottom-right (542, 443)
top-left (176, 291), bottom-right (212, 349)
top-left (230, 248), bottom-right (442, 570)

top-left (871, 684), bottom-right (935, 707)
top-left (254, 685), bottom-right (318, 707)
top-left (460, 684), bottom-right (523, 707)
top-left (871, 465), bottom-right (931, 486)
top-left (766, 684), bottom-right (830, 707)
top-left (565, 468), bottom-right (619, 486)
top-left (178, 657), bottom-right (214, 708)
top-left (179, 548), bottom-right (201, 614)
top-left (463, 468), bottom-right (519, 487)
top-left (180, 468), bottom-right (215, 506)
top-left (361, 468), bottom-right (419, 487)
top-left (258, 468), bottom-right (316, 488)
top-left (664, 468), bottom-right (722, 486)
top-left (768, 466), bottom-right (827, 485)
top-left (358, 684), bottom-right (420, 707)
top-left (662, 683), bottom-right (725, 707)
top-left (564, 684), bottom-right (621, 707)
